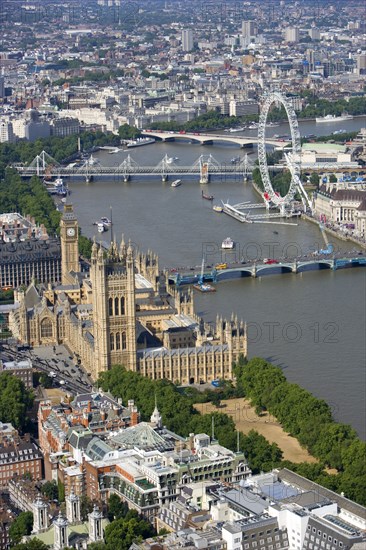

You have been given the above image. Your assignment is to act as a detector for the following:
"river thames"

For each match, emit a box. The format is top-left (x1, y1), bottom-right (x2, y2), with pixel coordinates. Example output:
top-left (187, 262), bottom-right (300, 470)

top-left (68, 116), bottom-right (366, 438)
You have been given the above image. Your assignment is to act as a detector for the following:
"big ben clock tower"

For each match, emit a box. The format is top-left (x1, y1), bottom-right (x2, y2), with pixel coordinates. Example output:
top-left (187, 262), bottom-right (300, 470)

top-left (60, 204), bottom-right (80, 284)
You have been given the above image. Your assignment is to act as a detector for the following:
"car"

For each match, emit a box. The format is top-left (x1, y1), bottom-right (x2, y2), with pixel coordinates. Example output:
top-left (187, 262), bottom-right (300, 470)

top-left (59, 380), bottom-right (66, 385)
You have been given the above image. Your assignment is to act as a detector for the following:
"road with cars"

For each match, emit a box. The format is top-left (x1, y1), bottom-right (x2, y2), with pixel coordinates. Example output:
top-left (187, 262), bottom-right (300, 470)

top-left (0, 343), bottom-right (93, 395)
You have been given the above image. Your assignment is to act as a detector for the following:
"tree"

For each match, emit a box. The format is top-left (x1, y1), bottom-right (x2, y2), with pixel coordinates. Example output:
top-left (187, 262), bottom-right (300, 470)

top-left (118, 124), bottom-right (141, 140)
top-left (104, 512), bottom-right (156, 550)
top-left (12, 538), bottom-right (48, 550)
top-left (9, 511), bottom-right (34, 544)
top-left (58, 480), bottom-right (65, 502)
top-left (40, 480), bottom-right (58, 501)
top-left (0, 372), bottom-right (33, 430)
top-left (107, 493), bottom-right (128, 521)
top-left (78, 234), bottom-right (93, 259)
top-left (39, 373), bottom-right (53, 389)
top-left (310, 172), bottom-right (320, 186)
top-left (80, 495), bottom-right (94, 520)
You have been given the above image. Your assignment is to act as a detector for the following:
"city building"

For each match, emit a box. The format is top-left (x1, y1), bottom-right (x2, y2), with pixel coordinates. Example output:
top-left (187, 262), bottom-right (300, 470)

top-left (0, 213), bottom-right (49, 244)
top-left (0, 358), bottom-right (33, 389)
top-left (300, 144), bottom-right (358, 169)
top-left (0, 120), bottom-right (15, 143)
top-left (83, 421), bottom-right (250, 520)
top-left (314, 184), bottom-right (366, 227)
top-left (10, 205), bottom-right (247, 382)
top-left (37, 393), bottom-right (140, 480)
top-left (0, 506), bottom-right (15, 550)
top-left (285, 27), bottom-right (300, 43)
top-left (242, 21), bottom-right (257, 39)
top-left (9, 477), bottom-right (44, 512)
top-left (27, 494), bottom-right (109, 549)
top-left (50, 118), bottom-right (80, 137)
top-left (0, 422), bottom-right (18, 444)
top-left (0, 439), bottom-right (43, 490)
top-left (0, 237), bottom-right (61, 289)
top-left (229, 100), bottom-right (259, 117)
top-left (182, 30), bottom-right (194, 52)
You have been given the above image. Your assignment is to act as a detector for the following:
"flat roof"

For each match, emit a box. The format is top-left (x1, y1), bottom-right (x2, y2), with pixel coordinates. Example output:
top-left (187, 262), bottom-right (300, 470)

top-left (302, 143), bottom-right (346, 152)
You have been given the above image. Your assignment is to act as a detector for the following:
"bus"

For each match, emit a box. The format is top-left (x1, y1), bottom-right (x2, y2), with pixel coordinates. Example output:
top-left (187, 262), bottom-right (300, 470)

top-left (215, 263), bottom-right (227, 270)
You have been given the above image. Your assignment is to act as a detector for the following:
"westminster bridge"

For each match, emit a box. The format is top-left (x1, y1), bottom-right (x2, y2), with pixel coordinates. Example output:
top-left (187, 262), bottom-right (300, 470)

top-left (167, 252), bottom-right (366, 286)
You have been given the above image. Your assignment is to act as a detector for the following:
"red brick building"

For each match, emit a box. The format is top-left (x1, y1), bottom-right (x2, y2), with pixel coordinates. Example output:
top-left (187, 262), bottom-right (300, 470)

top-left (0, 439), bottom-right (43, 490)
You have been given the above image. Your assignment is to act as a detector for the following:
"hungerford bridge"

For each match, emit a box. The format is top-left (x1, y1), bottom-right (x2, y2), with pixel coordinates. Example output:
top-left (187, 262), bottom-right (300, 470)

top-left (168, 253), bottom-right (366, 286)
top-left (14, 150), bottom-right (256, 184)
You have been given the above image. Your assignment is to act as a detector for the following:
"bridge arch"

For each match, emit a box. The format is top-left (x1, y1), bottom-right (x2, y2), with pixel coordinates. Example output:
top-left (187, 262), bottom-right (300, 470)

top-left (216, 268), bottom-right (253, 280)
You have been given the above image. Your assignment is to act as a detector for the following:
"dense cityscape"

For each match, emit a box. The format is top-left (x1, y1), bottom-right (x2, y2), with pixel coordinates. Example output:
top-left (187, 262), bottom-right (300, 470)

top-left (0, 1), bottom-right (366, 550)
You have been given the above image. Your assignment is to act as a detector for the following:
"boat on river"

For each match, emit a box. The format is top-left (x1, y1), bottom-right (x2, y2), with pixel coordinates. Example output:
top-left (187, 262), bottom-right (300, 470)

top-left (202, 191), bottom-right (214, 200)
top-left (213, 205), bottom-right (223, 213)
top-left (127, 137), bottom-right (155, 148)
top-left (222, 237), bottom-right (235, 249)
top-left (171, 179), bottom-right (182, 187)
top-left (316, 113), bottom-right (353, 123)
top-left (193, 282), bottom-right (216, 292)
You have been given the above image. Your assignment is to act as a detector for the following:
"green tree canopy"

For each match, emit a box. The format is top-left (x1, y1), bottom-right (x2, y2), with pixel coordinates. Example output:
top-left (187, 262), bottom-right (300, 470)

top-left (0, 373), bottom-right (33, 430)
top-left (40, 480), bottom-right (58, 501)
top-left (9, 511), bottom-right (34, 545)
top-left (118, 124), bottom-right (141, 140)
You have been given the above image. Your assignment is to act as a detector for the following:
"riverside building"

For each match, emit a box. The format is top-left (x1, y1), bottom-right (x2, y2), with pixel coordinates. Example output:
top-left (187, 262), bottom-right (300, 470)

top-left (10, 205), bottom-right (247, 382)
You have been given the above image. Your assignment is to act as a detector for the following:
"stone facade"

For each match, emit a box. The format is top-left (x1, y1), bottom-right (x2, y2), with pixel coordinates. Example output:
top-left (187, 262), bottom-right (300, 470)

top-left (10, 205), bottom-right (247, 383)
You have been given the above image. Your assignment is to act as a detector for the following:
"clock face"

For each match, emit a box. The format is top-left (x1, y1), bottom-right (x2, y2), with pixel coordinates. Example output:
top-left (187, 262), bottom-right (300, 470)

top-left (67, 228), bottom-right (75, 237)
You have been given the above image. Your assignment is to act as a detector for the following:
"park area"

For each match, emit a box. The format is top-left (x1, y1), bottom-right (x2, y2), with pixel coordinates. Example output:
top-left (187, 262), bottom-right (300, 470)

top-left (194, 397), bottom-right (317, 464)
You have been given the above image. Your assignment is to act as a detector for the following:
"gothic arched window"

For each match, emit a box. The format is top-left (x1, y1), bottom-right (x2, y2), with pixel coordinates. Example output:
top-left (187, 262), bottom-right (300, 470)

top-left (114, 297), bottom-right (119, 316)
top-left (110, 332), bottom-right (115, 351)
top-left (116, 332), bottom-right (121, 350)
top-left (121, 296), bottom-right (125, 315)
top-left (40, 318), bottom-right (53, 338)
top-left (109, 297), bottom-right (113, 316)
top-left (122, 332), bottom-right (127, 350)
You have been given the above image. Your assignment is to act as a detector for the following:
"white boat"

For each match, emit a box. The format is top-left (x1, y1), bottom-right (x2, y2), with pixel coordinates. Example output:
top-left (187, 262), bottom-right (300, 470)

top-left (231, 156), bottom-right (240, 163)
top-left (54, 177), bottom-right (64, 188)
top-left (315, 113), bottom-right (353, 123)
top-left (213, 205), bottom-right (223, 212)
top-left (108, 148), bottom-right (120, 154)
top-left (222, 237), bottom-right (235, 249)
top-left (127, 137), bottom-right (155, 148)
top-left (171, 179), bottom-right (182, 187)
top-left (229, 127), bottom-right (245, 133)
top-left (100, 217), bottom-right (112, 226)
top-left (97, 223), bottom-right (107, 233)
top-left (166, 156), bottom-right (179, 164)
top-left (87, 154), bottom-right (98, 165)
top-left (193, 282), bottom-right (216, 292)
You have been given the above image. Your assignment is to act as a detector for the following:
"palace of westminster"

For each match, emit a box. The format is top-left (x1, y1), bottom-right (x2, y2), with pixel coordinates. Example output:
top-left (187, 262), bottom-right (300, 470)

top-left (9, 205), bottom-right (247, 382)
